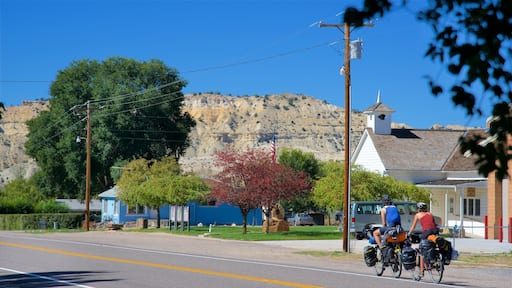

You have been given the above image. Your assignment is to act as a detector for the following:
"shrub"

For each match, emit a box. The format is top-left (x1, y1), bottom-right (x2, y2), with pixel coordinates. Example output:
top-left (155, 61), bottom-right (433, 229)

top-left (0, 213), bottom-right (82, 230)
top-left (34, 200), bottom-right (70, 213)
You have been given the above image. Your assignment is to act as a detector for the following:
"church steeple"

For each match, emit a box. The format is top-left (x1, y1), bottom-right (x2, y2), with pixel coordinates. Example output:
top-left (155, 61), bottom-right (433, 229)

top-left (363, 90), bottom-right (394, 135)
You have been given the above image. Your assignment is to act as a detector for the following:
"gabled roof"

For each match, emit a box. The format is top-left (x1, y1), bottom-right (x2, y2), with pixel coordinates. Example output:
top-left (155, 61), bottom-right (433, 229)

top-left (364, 102), bottom-right (395, 113)
top-left (368, 128), bottom-right (467, 171)
top-left (56, 199), bottom-right (101, 211)
top-left (442, 129), bottom-right (487, 171)
top-left (98, 186), bottom-right (119, 198)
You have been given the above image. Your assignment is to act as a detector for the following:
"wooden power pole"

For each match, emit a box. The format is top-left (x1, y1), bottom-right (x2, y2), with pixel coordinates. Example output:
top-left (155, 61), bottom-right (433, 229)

top-left (85, 100), bottom-right (91, 231)
top-left (320, 21), bottom-right (372, 253)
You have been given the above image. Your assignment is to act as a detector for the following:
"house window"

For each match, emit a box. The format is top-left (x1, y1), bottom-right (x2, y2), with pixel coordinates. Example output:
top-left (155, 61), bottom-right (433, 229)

top-left (127, 204), bottom-right (145, 215)
top-left (449, 198), bottom-right (454, 214)
top-left (103, 200), bottom-right (108, 213)
top-left (114, 200), bottom-right (118, 214)
top-left (463, 198), bottom-right (480, 217)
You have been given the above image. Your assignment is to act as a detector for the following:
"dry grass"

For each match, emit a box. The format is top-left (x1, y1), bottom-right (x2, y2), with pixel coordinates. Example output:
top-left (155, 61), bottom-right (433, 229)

top-left (296, 251), bottom-right (512, 268)
top-left (453, 252), bottom-right (512, 268)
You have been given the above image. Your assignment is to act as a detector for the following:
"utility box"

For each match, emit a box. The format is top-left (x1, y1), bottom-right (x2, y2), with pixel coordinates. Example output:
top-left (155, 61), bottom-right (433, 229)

top-left (350, 39), bottom-right (363, 59)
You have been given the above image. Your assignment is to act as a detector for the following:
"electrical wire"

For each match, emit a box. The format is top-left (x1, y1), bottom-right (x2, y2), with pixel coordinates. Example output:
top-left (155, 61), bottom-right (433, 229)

top-left (89, 80), bottom-right (183, 106)
top-left (92, 91), bottom-right (184, 119)
top-left (6, 10), bottom-right (344, 153)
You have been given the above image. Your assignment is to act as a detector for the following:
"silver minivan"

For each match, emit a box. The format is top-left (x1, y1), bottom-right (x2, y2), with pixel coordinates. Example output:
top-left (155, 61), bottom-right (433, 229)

top-left (350, 201), bottom-right (441, 240)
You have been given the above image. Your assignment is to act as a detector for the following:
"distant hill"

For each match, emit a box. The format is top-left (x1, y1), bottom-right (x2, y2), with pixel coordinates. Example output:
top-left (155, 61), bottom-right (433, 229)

top-left (179, 93), bottom-right (367, 176)
top-left (0, 93), bottom-right (467, 186)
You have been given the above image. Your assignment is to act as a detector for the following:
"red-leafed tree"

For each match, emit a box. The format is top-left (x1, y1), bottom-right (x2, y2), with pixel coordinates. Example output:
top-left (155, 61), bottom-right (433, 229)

top-left (210, 147), bottom-right (312, 234)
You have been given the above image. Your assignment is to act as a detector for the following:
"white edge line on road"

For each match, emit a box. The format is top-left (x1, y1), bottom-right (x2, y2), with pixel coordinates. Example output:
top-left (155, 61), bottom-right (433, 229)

top-left (0, 267), bottom-right (96, 288)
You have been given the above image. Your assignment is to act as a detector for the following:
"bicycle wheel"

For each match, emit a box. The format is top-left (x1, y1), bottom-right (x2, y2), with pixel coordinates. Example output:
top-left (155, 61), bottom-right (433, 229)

top-left (427, 252), bottom-right (444, 284)
top-left (374, 246), bottom-right (385, 276)
top-left (391, 251), bottom-right (402, 278)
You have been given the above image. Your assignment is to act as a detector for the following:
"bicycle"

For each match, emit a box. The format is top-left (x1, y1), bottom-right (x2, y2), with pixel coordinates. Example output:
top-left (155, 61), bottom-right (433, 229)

top-left (368, 227), bottom-right (406, 278)
top-left (411, 241), bottom-right (445, 283)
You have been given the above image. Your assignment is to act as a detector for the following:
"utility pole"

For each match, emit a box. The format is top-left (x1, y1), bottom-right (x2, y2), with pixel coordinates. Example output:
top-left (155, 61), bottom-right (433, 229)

top-left (85, 100), bottom-right (91, 231)
top-left (320, 21), bottom-right (372, 253)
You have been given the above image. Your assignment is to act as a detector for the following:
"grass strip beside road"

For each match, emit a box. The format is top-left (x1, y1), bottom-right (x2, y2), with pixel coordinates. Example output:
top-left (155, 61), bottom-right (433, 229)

top-left (129, 225), bottom-right (344, 241)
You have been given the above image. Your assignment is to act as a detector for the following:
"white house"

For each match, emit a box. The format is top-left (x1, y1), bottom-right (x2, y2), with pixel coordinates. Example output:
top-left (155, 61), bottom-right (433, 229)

top-left (351, 92), bottom-right (487, 237)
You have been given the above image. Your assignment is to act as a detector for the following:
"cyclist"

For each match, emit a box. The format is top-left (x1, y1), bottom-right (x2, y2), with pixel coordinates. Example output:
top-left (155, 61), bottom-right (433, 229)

top-left (408, 202), bottom-right (439, 276)
top-left (409, 202), bottom-right (439, 240)
top-left (373, 195), bottom-right (402, 247)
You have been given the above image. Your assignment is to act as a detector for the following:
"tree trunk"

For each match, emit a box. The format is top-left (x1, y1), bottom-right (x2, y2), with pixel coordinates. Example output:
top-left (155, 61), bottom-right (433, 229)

top-left (239, 207), bottom-right (249, 234)
top-left (242, 212), bottom-right (248, 234)
top-left (156, 208), bottom-right (161, 229)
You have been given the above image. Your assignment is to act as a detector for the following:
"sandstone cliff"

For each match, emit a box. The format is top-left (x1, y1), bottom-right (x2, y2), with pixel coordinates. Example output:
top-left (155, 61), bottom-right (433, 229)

top-left (179, 93), bottom-right (366, 175)
top-left (0, 93), bottom-right (368, 185)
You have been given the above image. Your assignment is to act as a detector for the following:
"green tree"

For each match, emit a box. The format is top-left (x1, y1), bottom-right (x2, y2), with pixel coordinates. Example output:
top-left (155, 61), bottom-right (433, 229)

top-left (312, 162), bottom-right (429, 218)
top-left (34, 200), bottom-right (70, 213)
top-left (0, 178), bottom-right (44, 213)
top-left (344, 0), bottom-right (512, 179)
top-left (117, 157), bottom-right (174, 228)
top-left (278, 148), bottom-right (320, 179)
top-left (117, 158), bottom-right (152, 214)
top-left (25, 57), bottom-right (195, 199)
top-left (118, 156), bottom-right (208, 228)
top-left (278, 148), bottom-right (320, 214)
top-left (311, 161), bottom-right (343, 216)
top-left (157, 174), bottom-right (210, 230)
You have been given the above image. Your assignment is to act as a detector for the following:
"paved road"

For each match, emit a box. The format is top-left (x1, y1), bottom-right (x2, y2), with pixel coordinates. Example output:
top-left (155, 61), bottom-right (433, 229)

top-left (1, 231), bottom-right (511, 288)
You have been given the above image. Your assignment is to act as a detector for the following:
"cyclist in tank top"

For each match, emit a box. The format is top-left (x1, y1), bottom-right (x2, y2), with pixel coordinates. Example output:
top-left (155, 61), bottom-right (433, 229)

top-left (409, 202), bottom-right (439, 239)
top-left (373, 195), bottom-right (402, 247)
top-left (408, 202), bottom-right (440, 276)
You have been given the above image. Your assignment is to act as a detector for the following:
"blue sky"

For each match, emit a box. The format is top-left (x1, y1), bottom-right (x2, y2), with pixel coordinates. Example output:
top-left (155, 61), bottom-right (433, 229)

top-left (0, 0), bottom-right (489, 128)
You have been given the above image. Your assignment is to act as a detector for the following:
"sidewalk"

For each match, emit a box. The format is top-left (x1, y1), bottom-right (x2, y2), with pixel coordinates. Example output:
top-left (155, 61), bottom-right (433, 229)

top-left (258, 238), bottom-right (512, 254)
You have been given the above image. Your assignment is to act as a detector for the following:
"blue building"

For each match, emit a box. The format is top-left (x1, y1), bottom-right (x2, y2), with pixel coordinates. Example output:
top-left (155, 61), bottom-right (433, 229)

top-left (98, 186), bottom-right (263, 226)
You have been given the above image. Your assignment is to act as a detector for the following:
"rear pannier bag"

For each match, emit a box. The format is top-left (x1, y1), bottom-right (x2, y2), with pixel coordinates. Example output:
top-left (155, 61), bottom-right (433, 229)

top-left (436, 237), bottom-right (453, 265)
top-left (400, 246), bottom-right (417, 270)
top-left (381, 245), bottom-right (394, 264)
top-left (419, 239), bottom-right (436, 264)
top-left (364, 246), bottom-right (377, 267)
top-left (427, 234), bottom-right (453, 265)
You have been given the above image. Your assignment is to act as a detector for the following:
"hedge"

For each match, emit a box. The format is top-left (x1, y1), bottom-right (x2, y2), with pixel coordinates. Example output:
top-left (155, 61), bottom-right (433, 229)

top-left (0, 213), bottom-right (83, 230)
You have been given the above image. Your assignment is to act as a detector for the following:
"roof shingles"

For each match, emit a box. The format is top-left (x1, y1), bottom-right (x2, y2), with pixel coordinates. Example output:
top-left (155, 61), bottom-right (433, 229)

top-left (369, 129), bottom-right (470, 171)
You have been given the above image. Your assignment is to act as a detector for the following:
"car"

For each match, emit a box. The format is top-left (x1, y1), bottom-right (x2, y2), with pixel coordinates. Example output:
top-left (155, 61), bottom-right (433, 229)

top-left (287, 213), bottom-right (315, 226)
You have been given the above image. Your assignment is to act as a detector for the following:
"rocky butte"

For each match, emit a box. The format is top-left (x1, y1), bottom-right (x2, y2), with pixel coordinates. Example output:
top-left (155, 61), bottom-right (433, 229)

top-left (0, 93), bottom-right (376, 186)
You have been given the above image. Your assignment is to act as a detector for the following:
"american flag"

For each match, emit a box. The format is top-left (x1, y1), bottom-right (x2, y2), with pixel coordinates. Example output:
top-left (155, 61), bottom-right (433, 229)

top-left (270, 132), bottom-right (276, 164)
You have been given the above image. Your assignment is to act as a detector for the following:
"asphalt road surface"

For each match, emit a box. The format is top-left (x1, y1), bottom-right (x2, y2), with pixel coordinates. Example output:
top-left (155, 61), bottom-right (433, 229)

top-left (0, 231), bottom-right (508, 288)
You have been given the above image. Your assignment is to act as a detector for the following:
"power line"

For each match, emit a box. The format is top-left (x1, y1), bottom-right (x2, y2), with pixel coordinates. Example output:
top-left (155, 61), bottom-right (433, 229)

top-left (89, 81), bottom-right (183, 106)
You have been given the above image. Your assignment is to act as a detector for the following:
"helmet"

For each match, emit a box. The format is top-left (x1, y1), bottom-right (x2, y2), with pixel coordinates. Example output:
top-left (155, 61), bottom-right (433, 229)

top-left (382, 195), bottom-right (392, 205)
top-left (417, 202), bottom-right (427, 211)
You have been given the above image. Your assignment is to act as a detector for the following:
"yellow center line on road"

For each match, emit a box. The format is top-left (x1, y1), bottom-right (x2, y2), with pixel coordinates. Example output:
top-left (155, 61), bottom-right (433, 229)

top-left (0, 241), bottom-right (323, 288)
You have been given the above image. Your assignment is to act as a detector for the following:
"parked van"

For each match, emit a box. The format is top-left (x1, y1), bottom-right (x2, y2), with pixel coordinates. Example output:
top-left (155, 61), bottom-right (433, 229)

top-left (350, 201), bottom-right (442, 240)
